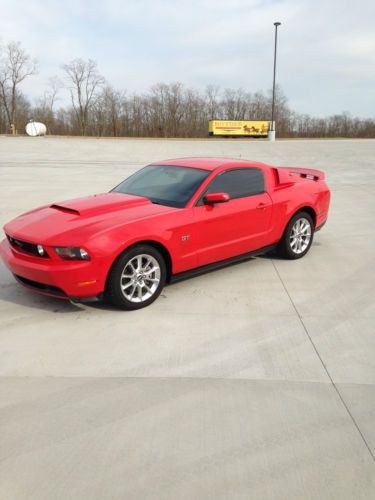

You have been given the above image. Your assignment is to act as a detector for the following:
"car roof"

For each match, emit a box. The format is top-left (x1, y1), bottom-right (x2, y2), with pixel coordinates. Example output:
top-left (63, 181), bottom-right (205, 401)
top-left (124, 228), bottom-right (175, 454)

top-left (150, 157), bottom-right (268, 171)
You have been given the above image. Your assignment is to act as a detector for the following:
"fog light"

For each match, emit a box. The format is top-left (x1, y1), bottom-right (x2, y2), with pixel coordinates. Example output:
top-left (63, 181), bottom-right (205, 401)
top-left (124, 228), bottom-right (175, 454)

top-left (37, 244), bottom-right (46, 256)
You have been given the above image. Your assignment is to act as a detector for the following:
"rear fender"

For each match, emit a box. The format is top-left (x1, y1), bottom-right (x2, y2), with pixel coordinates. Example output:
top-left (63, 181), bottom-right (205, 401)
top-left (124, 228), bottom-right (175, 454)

top-left (279, 204), bottom-right (317, 238)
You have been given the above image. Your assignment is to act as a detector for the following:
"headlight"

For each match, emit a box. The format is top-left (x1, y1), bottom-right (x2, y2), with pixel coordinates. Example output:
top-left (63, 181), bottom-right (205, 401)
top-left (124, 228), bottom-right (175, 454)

top-left (54, 247), bottom-right (91, 260)
top-left (37, 244), bottom-right (47, 257)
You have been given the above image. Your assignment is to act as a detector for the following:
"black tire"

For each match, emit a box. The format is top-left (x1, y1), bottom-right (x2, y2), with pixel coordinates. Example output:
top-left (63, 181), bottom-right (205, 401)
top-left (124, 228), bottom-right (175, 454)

top-left (106, 244), bottom-right (166, 310)
top-left (277, 211), bottom-right (314, 260)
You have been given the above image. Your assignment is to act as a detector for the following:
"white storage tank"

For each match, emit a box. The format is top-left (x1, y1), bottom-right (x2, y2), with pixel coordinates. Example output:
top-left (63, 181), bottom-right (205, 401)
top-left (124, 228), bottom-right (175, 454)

top-left (26, 121), bottom-right (47, 137)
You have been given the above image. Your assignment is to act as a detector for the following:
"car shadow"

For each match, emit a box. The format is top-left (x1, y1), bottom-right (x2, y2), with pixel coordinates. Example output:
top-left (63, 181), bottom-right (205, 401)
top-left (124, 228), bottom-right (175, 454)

top-left (259, 251), bottom-right (283, 261)
top-left (0, 255), bottom-right (263, 313)
top-left (259, 241), bottom-right (320, 261)
top-left (0, 269), bottom-right (80, 313)
top-left (1, 248), bottom-right (300, 313)
top-left (85, 300), bottom-right (121, 312)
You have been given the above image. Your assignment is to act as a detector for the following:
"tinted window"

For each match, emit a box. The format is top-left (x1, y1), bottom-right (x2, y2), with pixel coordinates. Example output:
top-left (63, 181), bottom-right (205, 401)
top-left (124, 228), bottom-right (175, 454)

top-left (113, 165), bottom-right (209, 208)
top-left (204, 168), bottom-right (265, 199)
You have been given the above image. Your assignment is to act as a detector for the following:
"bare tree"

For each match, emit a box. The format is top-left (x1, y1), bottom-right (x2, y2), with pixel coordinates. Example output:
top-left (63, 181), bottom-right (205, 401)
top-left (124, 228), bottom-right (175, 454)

top-left (101, 86), bottom-right (125, 136)
top-left (62, 58), bottom-right (105, 135)
top-left (26, 71), bottom-right (375, 139)
top-left (34, 76), bottom-right (63, 133)
top-left (205, 84), bottom-right (220, 120)
top-left (44, 76), bottom-right (63, 112)
top-left (0, 41), bottom-right (37, 133)
top-left (221, 88), bottom-right (250, 120)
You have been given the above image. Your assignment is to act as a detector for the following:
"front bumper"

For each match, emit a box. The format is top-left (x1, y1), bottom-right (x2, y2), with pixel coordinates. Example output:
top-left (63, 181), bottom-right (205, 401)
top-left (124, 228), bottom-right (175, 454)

top-left (0, 238), bottom-right (106, 300)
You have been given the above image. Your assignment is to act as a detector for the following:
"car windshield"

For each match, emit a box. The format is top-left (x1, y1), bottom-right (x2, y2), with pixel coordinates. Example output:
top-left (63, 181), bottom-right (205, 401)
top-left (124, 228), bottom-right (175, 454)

top-left (112, 165), bottom-right (210, 208)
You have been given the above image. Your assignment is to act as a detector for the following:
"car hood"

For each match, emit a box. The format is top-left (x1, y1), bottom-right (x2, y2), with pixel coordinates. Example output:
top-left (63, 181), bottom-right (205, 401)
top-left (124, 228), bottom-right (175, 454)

top-left (4, 192), bottom-right (175, 245)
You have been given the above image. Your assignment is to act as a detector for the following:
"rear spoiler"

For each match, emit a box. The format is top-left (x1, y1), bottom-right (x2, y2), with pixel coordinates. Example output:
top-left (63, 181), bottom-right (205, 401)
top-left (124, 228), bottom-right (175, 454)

top-left (275, 167), bottom-right (325, 184)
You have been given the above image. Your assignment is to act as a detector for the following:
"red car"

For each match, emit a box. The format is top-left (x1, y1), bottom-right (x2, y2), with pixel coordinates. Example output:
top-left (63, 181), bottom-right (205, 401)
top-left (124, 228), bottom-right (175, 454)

top-left (0, 157), bottom-right (330, 310)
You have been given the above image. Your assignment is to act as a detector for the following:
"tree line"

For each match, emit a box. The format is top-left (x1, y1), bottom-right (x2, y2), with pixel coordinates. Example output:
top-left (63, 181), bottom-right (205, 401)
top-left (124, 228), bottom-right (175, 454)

top-left (1, 41), bottom-right (374, 138)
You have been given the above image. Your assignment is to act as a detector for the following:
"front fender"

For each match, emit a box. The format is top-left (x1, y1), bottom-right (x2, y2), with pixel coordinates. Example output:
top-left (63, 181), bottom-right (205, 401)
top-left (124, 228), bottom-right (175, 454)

top-left (89, 228), bottom-right (175, 278)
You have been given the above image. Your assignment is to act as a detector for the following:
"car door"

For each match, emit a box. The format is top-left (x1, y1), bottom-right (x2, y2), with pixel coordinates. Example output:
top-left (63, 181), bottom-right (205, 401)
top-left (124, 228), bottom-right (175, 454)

top-left (192, 168), bottom-right (273, 266)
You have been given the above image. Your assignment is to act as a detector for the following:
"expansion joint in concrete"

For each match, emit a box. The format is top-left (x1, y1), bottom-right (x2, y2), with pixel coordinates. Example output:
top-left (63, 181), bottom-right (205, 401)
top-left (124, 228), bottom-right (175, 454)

top-left (271, 259), bottom-right (375, 463)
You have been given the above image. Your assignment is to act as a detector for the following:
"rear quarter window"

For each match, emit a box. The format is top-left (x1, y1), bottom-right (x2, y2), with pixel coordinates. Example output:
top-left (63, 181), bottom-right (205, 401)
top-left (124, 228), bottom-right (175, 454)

top-left (204, 168), bottom-right (265, 200)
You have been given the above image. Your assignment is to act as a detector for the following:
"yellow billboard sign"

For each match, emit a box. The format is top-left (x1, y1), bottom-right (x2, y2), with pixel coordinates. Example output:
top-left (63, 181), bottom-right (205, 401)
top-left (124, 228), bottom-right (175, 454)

top-left (209, 120), bottom-right (270, 137)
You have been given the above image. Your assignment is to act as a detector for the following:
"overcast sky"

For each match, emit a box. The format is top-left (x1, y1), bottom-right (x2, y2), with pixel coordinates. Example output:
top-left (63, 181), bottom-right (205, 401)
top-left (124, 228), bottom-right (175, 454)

top-left (1, 0), bottom-right (374, 117)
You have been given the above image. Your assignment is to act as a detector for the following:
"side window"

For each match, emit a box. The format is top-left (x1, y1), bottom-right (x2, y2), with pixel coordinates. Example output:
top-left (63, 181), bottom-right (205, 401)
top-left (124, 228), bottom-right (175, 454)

top-left (204, 168), bottom-right (265, 200)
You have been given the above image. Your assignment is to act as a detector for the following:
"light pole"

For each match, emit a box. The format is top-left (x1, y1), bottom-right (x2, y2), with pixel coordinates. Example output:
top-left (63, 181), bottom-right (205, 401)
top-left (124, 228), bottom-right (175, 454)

top-left (269, 21), bottom-right (281, 141)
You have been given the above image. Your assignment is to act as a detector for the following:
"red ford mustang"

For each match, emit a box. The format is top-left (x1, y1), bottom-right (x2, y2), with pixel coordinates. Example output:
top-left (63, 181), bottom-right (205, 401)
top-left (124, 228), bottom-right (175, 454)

top-left (0, 157), bottom-right (330, 310)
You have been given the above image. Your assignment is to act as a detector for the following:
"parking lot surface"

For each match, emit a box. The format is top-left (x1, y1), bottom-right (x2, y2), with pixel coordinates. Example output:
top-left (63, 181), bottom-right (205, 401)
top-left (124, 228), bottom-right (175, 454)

top-left (0, 136), bottom-right (374, 499)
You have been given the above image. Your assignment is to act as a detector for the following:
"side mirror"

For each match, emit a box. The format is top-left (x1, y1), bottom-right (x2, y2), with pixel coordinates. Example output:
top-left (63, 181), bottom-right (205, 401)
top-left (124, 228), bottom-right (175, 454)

top-left (204, 192), bottom-right (230, 205)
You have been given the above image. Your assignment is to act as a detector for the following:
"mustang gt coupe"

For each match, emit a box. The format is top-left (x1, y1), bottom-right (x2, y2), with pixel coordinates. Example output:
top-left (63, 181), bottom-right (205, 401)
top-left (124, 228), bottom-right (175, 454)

top-left (0, 157), bottom-right (330, 310)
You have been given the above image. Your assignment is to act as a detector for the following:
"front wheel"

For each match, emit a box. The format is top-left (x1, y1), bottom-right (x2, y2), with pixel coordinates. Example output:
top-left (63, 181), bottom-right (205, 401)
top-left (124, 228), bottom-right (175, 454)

top-left (106, 245), bottom-right (166, 310)
top-left (277, 212), bottom-right (314, 259)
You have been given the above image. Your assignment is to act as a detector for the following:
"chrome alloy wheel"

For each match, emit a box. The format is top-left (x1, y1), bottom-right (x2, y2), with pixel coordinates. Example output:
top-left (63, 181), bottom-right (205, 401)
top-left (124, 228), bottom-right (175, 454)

top-left (120, 254), bottom-right (161, 303)
top-left (290, 217), bottom-right (312, 254)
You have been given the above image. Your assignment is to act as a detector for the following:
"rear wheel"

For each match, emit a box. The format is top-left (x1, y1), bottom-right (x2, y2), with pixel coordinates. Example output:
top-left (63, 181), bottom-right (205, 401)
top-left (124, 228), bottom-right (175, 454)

top-left (277, 212), bottom-right (314, 259)
top-left (106, 244), bottom-right (166, 310)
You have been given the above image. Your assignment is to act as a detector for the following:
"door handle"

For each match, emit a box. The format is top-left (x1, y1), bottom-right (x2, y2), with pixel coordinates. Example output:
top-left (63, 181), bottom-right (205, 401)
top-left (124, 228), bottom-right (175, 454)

top-left (256, 203), bottom-right (269, 209)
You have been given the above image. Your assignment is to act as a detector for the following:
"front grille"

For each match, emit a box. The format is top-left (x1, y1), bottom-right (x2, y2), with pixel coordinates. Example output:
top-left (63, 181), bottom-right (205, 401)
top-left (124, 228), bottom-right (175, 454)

top-left (7, 235), bottom-right (49, 258)
top-left (14, 275), bottom-right (67, 297)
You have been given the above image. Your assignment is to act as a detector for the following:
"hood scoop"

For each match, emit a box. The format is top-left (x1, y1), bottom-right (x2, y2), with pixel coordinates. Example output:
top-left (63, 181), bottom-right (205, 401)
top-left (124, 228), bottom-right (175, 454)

top-left (49, 193), bottom-right (151, 217)
top-left (50, 204), bottom-right (80, 215)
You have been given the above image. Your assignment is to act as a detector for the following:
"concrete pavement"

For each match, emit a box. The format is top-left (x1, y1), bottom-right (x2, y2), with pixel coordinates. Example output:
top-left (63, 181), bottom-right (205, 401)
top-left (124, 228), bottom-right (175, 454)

top-left (0, 137), bottom-right (374, 499)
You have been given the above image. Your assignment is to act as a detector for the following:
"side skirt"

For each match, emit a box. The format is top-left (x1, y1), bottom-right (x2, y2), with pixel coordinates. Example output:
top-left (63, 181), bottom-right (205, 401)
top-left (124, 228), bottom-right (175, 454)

top-left (169, 244), bottom-right (277, 284)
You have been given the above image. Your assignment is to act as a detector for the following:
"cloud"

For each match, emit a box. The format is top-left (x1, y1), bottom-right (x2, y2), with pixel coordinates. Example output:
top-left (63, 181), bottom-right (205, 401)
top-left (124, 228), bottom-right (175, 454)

top-left (0, 0), bottom-right (374, 117)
